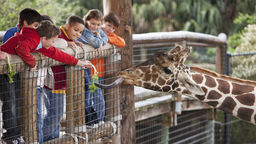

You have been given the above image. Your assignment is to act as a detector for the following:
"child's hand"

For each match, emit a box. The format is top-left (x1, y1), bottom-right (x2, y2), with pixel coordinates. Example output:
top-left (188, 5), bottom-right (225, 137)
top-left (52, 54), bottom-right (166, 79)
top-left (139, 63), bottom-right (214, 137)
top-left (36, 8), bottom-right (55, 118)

top-left (0, 51), bottom-right (10, 60)
top-left (76, 60), bottom-right (92, 68)
top-left (97, 46), bottom-right (102, 52)
top-left (30, 65), bottom-right (37, 72)
top-left (67, 41), bottom-right (78, 48)
top-left (75, 41), bottom-right (84, 47)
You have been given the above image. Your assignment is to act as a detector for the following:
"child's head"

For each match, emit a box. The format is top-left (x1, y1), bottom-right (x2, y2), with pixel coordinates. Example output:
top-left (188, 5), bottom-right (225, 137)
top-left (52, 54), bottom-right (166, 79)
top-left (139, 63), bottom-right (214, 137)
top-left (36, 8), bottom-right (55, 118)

top-left (41, 15), bottom-right (54, 24)
top-left (84, 9), bottom-right (103, 33)
top-left (36, 20), bottom-right (60, 48)
top-left (64, 15), bottom-right (85, 40)
top-left (18, 8), bottom-right (42, 29)
top-left (102, 12), bottom-right (120, 35)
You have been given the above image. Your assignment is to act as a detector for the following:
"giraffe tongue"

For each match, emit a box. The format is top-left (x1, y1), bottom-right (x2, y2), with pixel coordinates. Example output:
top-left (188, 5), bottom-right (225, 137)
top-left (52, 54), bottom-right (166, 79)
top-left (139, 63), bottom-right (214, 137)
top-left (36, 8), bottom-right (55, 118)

top-left (94, 78), bottom-right (124, 89)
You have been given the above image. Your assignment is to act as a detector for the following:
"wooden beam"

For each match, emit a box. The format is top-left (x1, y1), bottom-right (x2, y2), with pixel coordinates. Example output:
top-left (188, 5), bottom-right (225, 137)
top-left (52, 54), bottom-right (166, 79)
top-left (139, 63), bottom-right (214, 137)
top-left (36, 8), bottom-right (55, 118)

top-left (103, 0), bottom-right (134, 144)
top-left (0, 44), bottom-right (114, 74)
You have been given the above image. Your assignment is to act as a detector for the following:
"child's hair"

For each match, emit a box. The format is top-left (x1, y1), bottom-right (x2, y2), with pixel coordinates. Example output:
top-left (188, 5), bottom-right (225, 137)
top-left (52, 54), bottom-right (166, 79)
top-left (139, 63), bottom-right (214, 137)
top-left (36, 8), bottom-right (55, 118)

top-left (41, 14), bottom-right (54, 24)
top-left (36, 20), bottom-right (60, 39)
top-left (84, 9), bottom-right (103, 21)
top-left (66, 15), bottom-right (84, 26)
top-left (18, 8), bottom-right (42, 28)
top-left (104, 12), bottom-right (120, 28)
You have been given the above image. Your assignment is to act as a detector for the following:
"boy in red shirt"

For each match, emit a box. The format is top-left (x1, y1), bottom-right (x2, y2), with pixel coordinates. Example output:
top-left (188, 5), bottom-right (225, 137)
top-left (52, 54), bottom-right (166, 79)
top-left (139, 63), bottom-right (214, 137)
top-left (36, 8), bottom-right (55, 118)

top-left (0, 20), bottom-right (91, 70)
top-left (43, 16), bottom-right (85, 142)
top-left (102, 12), bottom-right (125, 48)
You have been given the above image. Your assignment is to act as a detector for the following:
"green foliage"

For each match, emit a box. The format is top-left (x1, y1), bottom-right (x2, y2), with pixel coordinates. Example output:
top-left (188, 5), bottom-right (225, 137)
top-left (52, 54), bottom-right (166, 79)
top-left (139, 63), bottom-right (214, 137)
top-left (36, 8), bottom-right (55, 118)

top-left (0, 0), bottom-right (85, 30)
top-left (227, 13), bottom-right (256, 52)
top-left (89, 72), bottom-right (99, 93)
top-left (231, 24), bottom-right (256, 79)
top-left (7, 56), bottom-right (16, 84)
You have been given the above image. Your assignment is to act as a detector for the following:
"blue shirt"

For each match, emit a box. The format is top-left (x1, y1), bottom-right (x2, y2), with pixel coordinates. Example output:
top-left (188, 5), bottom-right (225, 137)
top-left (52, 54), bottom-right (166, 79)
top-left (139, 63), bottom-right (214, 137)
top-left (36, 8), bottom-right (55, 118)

top-left (2, 25), bottom-right (19, 44)
top-left (77, 27), bottom-right (108, 48)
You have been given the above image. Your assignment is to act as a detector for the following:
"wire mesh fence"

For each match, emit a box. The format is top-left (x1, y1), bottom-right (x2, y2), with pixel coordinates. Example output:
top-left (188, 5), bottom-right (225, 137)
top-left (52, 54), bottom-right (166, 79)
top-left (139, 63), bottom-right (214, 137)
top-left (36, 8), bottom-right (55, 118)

top-left (0, 45), bottom-right (121, 144)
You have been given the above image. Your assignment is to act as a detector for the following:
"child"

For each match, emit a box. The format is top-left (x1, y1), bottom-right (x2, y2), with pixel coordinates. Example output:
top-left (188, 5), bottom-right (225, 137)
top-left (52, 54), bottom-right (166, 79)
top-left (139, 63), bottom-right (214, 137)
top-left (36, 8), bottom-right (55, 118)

top-left (102, 12), bottom-right (125, 48)
top-left (42, 15), bottom-right (85, 142)
top-left (77, 9), bottom-right (108, 125)
top-left (0, 8), bottom-right (41, 143)
top-left (0, 21), bottom-right (92, 143)
top-left (2, 8), bottom-right (41, 43)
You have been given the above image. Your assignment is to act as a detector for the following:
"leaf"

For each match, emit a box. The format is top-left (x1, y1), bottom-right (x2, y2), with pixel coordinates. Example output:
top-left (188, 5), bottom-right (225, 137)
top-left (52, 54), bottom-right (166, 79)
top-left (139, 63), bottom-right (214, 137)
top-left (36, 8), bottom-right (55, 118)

top-left (89, 64), bottom-right (99, 93)
top-left (7, 56), bottom-right (16, 84)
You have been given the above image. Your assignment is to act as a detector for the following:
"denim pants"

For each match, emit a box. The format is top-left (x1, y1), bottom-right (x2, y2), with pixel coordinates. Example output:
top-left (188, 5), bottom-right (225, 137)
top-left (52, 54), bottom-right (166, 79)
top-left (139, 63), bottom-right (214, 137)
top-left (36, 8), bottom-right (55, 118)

top-left (0, 74), bottom-right (21, 141)
top-left (36, 87), bottom-right (46, 143)
top-left (43, 89), bottom-right (64, 142)
top-left (84, 68), bottom-right (105, 125)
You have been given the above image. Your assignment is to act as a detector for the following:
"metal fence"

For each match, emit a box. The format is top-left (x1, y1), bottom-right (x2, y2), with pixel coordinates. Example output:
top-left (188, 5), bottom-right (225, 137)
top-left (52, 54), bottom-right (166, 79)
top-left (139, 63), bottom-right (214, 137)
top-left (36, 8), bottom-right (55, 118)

top-left (133, 31), bottom-right (227, 144)
top-left (0, 43), bottom-right (121, 144)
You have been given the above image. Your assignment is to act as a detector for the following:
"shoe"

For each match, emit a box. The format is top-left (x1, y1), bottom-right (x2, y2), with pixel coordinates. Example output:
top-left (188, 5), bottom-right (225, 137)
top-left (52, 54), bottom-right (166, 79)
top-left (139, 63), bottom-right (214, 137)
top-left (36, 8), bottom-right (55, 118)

top-left (17, 136), bottom-right (25, 144)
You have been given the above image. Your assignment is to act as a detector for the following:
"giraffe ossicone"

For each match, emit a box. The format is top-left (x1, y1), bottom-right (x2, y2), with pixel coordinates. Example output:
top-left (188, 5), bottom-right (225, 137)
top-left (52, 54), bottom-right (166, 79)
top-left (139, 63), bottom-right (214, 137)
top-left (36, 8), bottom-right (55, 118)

top-left (118, 42), bottom-right (256, 125)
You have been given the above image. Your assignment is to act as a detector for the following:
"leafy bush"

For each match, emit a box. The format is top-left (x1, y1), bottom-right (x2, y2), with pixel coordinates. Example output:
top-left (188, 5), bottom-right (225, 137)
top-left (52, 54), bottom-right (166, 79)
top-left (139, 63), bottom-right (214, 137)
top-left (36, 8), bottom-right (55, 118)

top-left (0, 0), bottom-right (87, 30)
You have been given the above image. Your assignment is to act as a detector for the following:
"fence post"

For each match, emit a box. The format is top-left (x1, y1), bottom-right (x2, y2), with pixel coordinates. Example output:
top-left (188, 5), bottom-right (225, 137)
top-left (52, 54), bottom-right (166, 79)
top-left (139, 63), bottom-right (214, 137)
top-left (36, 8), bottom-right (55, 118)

top-left (65, 66), bottom-right (85, 134)
top-left (103, 0), bottom-right (134, 143)
top-left (20, 71), bottom-right (38, 143)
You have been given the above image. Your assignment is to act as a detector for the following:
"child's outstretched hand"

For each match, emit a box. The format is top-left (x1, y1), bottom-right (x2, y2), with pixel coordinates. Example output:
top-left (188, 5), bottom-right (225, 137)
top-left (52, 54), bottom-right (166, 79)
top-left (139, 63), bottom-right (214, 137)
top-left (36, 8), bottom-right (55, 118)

top-left (67, 41), bottom-right (78, 48)
top-left (0, 51), bottom-right (10, 60)
top-left (75, 41), bottom-right (84, 47)
top-left (76, 60), bottom-right (92, 68)
top-left (30, 65), bottom-right (37, 72)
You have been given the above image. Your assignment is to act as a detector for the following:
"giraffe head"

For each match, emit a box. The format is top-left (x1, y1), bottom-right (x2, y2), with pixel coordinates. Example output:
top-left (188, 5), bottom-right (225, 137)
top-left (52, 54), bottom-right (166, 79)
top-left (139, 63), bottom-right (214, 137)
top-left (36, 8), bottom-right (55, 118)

top-left (118, 42), bottom-right (205, 95)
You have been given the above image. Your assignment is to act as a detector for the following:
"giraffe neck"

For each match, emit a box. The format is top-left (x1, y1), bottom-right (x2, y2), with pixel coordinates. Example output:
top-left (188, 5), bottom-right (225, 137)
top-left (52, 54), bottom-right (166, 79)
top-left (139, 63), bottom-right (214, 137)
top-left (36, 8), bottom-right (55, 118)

top-left (183, 72), bottom-right (256, 125)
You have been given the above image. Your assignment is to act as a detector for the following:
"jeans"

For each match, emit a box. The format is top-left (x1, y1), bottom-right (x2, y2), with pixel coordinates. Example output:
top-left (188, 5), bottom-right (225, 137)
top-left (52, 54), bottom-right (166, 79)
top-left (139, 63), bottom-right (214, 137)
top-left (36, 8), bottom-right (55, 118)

top-left (37, 87), bottom-right (47, 143)
top-left (0, 74), bottom-right (21, 141)
top-left (43, 89), bottom-right (64, 142)
top-left (84, 68), bottom-right (105, 125)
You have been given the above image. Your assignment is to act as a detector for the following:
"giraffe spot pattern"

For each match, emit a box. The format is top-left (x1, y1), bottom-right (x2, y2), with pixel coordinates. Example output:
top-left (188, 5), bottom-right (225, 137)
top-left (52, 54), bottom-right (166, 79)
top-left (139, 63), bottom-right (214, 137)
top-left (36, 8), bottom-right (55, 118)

top-left (207, 90), bottom-right (222, 99)
top-left (152, 74), bottom-right (157, 83)
top-left (195, 87), bottom-right (207, 100)
top-left (143, 74), bottom-right (151, 81)
top-left (192, 74), bottom-right (203, 84)
top-left (206, 101), bottom-right (219, 107)
top-left (232, 83), bottom-right (254, 95)
top-left (217, 79), bottom-right (230, 94)
top-left (205, 75), bottom-right (216, 88)
top-left (163, 86), bottom-right (171, 92)
top-left (236, 93), bottom-right (255, 106)
top-left (182, 89), bottom-right (192, 95)
top-left (237, 107), bottom-right (254, 122)
top-left (172, 82), bottom-right (179, 90)
top-left (218, 97), bottom-right (236, 114)
top-left (157, 77), bottom-right (166, 86)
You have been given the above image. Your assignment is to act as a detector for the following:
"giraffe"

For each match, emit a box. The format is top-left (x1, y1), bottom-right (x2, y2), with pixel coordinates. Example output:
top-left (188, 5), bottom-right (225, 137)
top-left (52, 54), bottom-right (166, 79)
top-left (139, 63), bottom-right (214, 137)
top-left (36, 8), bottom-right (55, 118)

top-left (118, 42), bottom-right (256, 125)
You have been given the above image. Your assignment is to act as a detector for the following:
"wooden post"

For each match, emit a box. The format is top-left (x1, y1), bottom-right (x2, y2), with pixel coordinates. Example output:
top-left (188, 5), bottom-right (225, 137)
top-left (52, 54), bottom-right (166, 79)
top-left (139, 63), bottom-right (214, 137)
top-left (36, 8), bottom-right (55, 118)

top-left (103, 1), bottom-right (135, 144)
top-left (20, 71), bottom-right (38, 143)
top-left (65, 67), bottom-right (85, 133)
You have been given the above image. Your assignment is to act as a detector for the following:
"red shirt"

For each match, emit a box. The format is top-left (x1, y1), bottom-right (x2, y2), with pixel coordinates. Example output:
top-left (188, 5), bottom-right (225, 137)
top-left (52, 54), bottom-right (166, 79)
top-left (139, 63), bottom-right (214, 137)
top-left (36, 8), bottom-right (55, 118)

top-left (0, 27), bottom-right (78, 68)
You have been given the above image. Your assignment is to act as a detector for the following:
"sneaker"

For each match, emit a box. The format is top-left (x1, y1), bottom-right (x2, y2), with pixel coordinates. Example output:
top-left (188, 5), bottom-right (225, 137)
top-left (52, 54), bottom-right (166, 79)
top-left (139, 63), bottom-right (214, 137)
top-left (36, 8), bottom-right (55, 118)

top-left (17, 136), bottom-right (25, 144)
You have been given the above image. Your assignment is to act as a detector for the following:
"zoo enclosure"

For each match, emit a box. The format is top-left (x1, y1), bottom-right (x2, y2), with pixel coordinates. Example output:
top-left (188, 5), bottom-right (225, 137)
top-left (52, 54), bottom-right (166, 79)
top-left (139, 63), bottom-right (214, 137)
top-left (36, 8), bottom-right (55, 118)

top-left (132, 31), bottom-right (228, 144)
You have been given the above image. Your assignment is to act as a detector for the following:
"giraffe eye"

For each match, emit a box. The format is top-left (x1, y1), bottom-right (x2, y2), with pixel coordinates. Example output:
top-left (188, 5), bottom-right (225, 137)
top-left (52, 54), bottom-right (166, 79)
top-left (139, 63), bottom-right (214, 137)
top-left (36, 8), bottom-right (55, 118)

top-left (163, 68), bottom-right (172, 74)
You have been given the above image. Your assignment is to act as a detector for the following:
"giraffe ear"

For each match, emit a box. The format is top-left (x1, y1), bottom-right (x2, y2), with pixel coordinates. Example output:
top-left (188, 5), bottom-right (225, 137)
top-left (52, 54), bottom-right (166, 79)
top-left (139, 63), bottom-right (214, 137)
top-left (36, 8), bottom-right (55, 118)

top-left (178, 73), bottom-right (205, 95)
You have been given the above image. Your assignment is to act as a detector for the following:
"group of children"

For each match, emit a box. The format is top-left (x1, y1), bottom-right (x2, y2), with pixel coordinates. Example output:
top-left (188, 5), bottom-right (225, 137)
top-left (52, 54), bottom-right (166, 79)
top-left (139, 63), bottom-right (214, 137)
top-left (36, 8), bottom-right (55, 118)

top-left (0, 8), bottom-right (125, 144)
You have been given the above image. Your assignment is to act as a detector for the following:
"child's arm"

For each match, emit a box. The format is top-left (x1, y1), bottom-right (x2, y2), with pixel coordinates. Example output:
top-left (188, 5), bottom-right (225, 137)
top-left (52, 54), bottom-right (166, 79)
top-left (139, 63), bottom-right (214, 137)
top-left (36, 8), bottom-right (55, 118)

top-left (15, 40), bottom-right (37, 68)
top-left (37, 47), bottom-right (78, 66)
top-left (78, 29), bottom-right (107, 49)
top-left (76, 60), bottom-right (92, 68)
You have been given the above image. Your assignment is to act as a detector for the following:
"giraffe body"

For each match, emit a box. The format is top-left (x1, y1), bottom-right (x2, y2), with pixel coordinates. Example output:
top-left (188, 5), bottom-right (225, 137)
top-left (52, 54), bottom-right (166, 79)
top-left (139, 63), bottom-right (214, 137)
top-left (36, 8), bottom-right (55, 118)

top-left (118, 42), bottom-right (256, 125)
